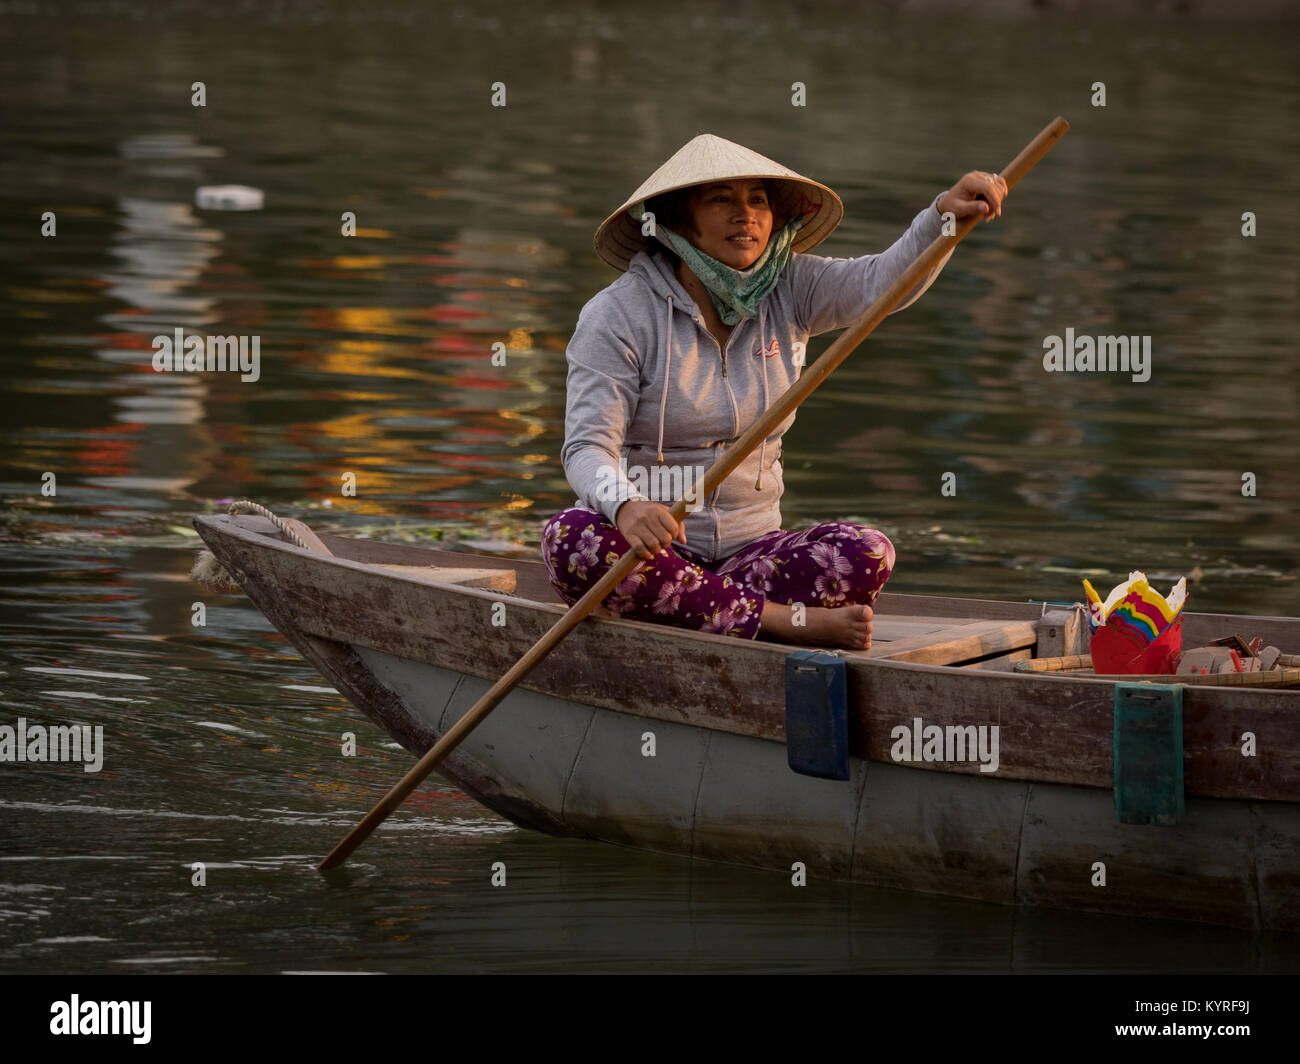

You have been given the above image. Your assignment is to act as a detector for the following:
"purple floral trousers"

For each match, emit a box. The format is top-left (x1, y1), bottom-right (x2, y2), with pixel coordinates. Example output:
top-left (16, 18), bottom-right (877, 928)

top-left (541, 506), bottom-right (896, 640)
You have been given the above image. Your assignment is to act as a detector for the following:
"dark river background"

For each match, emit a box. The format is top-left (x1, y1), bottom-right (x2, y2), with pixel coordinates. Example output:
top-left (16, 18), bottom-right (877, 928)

top-left (0, 1), bottom-right (1297, 974)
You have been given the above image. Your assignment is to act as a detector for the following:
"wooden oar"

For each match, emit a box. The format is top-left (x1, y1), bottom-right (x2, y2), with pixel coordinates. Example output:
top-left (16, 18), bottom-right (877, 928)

top-left (317, 116), bottom-right (1071, 871)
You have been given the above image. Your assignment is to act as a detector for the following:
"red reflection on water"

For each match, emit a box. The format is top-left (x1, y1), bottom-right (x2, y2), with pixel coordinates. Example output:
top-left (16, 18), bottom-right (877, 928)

top-left (76, 426), bottom-right (144, 477)
top-left (421, 305), bottom-right (488, 324)
top-left (441, 372), bottom-right (512, 391)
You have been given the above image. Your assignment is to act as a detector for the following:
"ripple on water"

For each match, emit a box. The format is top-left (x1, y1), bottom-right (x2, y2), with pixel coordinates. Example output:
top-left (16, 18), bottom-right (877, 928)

top-left (24, 668), bottom-right (151, 681)
top-left (0, 798), bottom-right (515, 836)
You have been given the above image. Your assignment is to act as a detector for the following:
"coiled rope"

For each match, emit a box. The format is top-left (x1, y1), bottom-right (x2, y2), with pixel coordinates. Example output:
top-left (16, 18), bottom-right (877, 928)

top-left (224, 499), bottom-right (313, 550)
top-left (190, 499), bottom-right (314, 590)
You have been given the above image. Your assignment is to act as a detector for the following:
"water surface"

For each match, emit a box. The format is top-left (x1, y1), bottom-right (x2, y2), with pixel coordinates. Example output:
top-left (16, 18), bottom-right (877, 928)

top-left (0, 1), bottom-right (1297, 972)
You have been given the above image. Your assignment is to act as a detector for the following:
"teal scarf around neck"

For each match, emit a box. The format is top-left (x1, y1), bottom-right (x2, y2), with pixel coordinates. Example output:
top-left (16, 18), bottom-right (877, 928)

top-left (633, 202), bottom-right (804, 325)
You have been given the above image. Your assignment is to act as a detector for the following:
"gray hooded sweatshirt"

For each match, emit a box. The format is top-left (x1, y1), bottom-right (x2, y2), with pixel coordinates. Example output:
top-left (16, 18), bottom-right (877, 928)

top-left (561, 196), bottom-right (952, 563)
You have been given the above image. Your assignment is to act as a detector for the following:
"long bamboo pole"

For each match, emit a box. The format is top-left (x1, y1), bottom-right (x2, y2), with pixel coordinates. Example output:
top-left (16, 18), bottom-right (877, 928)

top-left (317, 116), bottom-right (1071, 871)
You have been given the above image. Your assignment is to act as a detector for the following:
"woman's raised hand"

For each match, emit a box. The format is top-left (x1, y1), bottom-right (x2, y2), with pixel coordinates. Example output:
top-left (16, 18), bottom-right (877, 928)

top-left (615, 499), bottom-right (687, 561)
top-left (937, 171), bottom-right (1008, 222)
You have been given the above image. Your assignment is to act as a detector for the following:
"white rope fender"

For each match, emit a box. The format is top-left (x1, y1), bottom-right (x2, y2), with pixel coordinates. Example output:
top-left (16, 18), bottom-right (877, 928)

top-left (191, 499), bottom-right (316, 590)
top-left (225, 499), bottom-right (313, 551)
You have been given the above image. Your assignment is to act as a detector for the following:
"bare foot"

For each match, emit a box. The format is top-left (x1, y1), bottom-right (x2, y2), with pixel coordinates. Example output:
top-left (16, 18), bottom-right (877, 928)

top-left (759, 601), bottom-right (873, 651)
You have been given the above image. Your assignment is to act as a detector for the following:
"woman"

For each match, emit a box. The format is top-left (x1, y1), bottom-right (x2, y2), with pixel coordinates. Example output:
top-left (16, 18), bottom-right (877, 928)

top-left (543, 134), bottom-right (1006, 650)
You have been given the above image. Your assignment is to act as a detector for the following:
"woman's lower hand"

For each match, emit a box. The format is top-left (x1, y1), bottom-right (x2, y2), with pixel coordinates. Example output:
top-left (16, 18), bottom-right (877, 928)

top-left (938, 171), bottom-right (1008, 222)
top-left (615, 499), bottom-right (686, 561)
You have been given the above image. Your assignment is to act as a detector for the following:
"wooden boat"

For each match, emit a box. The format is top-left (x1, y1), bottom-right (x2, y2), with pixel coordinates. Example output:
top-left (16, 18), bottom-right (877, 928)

top-left (193, 512), bottom-right (1300, 932)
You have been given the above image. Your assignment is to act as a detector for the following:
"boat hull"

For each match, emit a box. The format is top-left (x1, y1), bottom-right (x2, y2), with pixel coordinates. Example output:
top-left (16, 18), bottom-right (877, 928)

top-left (337, 644), bottom-right (1297, 932)
top-left (194, 513), bottom-right (1300, 932)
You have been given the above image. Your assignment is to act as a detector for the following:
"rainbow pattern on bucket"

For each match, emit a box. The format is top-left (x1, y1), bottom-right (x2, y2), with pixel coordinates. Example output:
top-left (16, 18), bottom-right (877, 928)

top-left (1082, 571), bottom-right (1186, 635)
top-left (1082, 571), bottom-right (1188, 674)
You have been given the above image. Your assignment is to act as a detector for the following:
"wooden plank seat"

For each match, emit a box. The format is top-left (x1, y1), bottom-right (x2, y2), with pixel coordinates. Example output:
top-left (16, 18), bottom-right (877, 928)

top-left (864, 618), bottom-right (1039, 666)
top-left (375, 564), bottom-right (517, 593)
top-left (869, 616), bottom-right (977, 643)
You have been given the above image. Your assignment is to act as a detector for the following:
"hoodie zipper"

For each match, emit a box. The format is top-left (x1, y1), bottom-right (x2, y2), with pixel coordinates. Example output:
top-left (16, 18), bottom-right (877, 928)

top-left (686, 313), bottom-right (742, 516)
top-left (695, 314), bottom-right (742, 438)
top-left (714, 323), bottom-right (728, 377)
top-left (693, 313), bottom-right (735, 377)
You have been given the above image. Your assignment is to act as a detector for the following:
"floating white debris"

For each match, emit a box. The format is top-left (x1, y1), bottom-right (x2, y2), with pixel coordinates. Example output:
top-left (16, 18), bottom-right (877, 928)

top-left (195, 185), bottom-right (264, 211)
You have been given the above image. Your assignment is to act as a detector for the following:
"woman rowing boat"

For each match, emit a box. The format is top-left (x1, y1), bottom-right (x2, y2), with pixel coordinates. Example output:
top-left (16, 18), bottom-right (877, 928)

top-left (542, 134), bottom-right (1006, 650)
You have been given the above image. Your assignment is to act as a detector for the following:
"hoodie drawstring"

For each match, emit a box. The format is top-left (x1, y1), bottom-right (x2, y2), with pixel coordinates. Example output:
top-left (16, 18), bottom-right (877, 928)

top-left (656, 294), bottom-right (673, 464)
top-left (755, 301), bottom-right (770, 491)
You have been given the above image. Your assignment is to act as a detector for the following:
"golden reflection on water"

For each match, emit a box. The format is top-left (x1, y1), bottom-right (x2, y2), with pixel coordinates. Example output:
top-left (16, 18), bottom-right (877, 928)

top-left (318, 339), bottom-right (431, 382)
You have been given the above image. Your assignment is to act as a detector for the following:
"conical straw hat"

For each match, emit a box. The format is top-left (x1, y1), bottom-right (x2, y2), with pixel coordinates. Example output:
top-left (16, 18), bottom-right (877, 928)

top-left (593, 133), bottom-right (844, 272)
